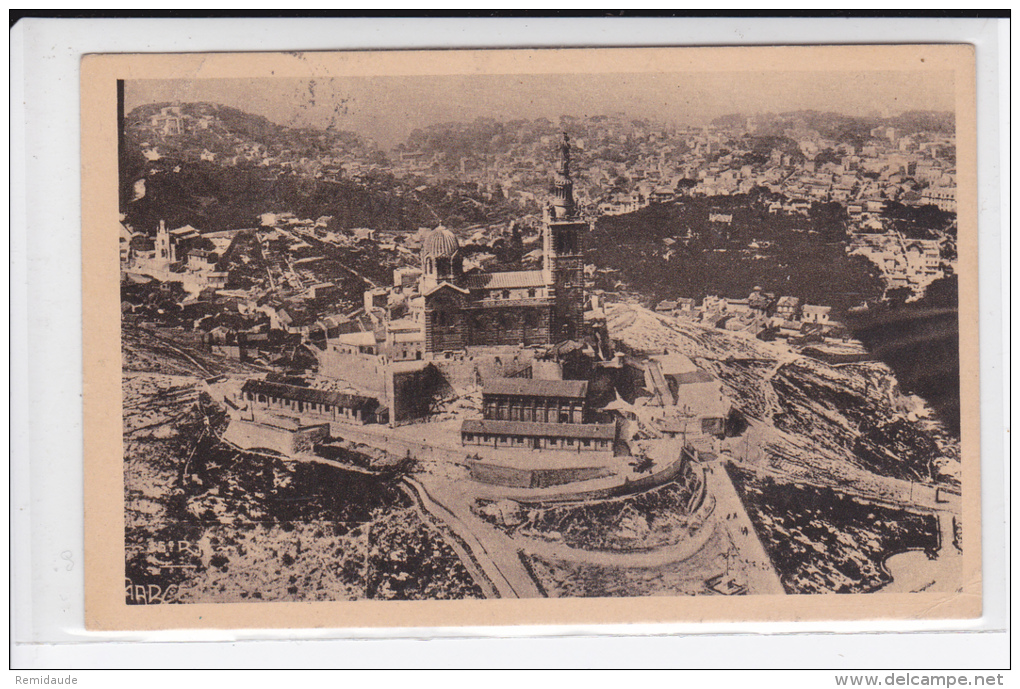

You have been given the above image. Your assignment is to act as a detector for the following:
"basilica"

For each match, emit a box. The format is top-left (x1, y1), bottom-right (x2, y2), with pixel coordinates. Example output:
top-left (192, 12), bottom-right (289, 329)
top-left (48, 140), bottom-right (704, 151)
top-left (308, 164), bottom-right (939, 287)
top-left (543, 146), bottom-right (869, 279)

top-left (420, 133), bottom-right (588, 354)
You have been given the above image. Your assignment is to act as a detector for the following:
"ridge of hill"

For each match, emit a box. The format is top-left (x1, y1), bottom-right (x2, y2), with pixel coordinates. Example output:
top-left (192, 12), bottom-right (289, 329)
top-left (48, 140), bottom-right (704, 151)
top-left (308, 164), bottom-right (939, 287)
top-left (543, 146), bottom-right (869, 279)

top-left (126, 101), bottom-right (370, 159)
top-left (120, 103), bottom-right (517, 235)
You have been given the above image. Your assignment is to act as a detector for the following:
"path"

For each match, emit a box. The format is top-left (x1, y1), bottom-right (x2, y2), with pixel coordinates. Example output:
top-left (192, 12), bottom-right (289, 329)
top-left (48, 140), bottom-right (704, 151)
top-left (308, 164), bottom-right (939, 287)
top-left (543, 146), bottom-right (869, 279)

top-left (399, 479), bottom-right (502, 599)
top-left (758, 351), bottom-right (801, 423)
top-left (880, 511), bottom-right (962, 593)
top-left (704, 460), bottom-right (786, 595)
top-left (733, 451), bottom-right (960, 516)
top-left (413, 476), bottom-right (544, 598)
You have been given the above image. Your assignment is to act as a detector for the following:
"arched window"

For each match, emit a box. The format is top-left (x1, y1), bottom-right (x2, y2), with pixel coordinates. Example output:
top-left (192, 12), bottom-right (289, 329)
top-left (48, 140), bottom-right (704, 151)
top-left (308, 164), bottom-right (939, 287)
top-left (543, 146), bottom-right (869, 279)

top-left (426, 257), bottom-right (433, 274)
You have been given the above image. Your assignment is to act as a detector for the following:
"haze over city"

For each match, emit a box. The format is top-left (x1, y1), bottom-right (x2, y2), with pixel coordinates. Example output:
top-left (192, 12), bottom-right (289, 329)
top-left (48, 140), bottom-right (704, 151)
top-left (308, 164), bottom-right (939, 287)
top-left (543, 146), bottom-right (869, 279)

top-left (126, 70), bottom-right (954, 150)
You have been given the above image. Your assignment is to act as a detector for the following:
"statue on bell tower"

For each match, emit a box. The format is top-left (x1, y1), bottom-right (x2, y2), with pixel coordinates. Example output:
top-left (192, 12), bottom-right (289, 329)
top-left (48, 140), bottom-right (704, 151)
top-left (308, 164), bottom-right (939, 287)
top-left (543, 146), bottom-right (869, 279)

top-left (550, 132), bottom-right (576, 220)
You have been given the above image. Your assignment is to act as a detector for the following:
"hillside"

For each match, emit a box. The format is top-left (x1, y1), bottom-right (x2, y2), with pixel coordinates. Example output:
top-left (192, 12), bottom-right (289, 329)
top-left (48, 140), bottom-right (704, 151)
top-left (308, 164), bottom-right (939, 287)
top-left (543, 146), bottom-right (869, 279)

top-left (126, 102), bottom-right (370, 160)
top-left (587, 197), bottom-right (886, 314)
top-left (121, 326), bottom-right (483, 604)
top-left (121, 161), bottom-right (440, 235)
top-left (121, 102), bottom-right (516, 235)
top-left (716, 110), bottom-right (956, 149)
top-left (605, 302), bottom-right (960, 488)
top-left (846, 276), bottom-right (961, 435)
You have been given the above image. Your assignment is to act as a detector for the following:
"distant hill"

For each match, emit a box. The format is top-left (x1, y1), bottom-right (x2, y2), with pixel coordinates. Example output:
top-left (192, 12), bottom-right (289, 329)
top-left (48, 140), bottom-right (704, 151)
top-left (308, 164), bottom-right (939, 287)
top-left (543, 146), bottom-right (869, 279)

top-left (126, 102), bottom-right (368, 159)
top-left (710, 113), bottom-right (748, 128)
top-left (120, 103), bottom-right (513, 235)
top-left (730, 110), bottom-right (955, 150)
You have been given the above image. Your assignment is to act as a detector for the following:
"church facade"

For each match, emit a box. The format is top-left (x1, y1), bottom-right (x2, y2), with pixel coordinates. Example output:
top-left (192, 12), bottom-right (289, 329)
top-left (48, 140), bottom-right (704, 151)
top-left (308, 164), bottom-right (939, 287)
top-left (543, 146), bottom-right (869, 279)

top-left (422, 134), bottom-right (588, 354)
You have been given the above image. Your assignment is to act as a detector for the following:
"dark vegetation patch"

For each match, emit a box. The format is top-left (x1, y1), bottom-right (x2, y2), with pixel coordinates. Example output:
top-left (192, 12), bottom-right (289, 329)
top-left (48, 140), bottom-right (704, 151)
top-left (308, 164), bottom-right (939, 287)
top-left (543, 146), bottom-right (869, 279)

top-left (587, 196), bottom-right (885, 315)
top-left (365, 509), bottom-right (484, 600)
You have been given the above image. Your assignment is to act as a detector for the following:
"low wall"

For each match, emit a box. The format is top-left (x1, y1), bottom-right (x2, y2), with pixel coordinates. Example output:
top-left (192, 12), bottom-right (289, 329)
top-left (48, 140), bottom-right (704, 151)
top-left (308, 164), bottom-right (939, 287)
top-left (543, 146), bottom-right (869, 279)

top-left (468, 461), bottom-right (612, 489)
top-left (469, 463), bottom-right (533, 488)
top-left (223, 418), bottom-right (330, 455)
top-left (506, 448), bottom-right (694, 505)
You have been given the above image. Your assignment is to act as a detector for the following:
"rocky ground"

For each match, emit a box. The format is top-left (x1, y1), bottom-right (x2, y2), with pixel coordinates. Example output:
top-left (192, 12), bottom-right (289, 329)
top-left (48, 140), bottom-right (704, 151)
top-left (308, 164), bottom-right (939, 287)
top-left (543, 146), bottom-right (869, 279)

top-left (602, 302), bottom-right (961, 594)
top-left (605, 303), bottom-right (961, 489)
top-left (476, 479), bottom-right (702, 553)
top-left (727, 464), bottom-right (939, 594)
top-left (122, 324), bottom-right (483, 604)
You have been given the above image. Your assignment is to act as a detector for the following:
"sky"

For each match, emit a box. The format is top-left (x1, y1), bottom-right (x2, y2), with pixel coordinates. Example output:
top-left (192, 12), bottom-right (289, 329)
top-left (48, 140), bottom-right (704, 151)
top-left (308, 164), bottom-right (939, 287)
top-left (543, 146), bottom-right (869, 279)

top-left (126, 70), bottom-right (955, 150)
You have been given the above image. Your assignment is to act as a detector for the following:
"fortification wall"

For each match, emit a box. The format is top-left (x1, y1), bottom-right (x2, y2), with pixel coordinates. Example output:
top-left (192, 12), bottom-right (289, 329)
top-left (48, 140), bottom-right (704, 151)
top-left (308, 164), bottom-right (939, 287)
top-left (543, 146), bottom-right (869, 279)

top-left (316, 350), bottom-right (387, 395)
top-left (428, 346), bottom-right (542, 391)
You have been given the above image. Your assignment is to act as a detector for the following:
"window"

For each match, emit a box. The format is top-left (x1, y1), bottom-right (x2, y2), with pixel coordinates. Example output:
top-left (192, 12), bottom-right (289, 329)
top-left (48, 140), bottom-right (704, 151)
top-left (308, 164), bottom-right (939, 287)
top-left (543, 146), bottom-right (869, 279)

top-left (528, 288), bottom-right (536, 298)
top-left (502, 290), bottom-right (511, 300)
top-left (464, 433), bottom-right (473, 441)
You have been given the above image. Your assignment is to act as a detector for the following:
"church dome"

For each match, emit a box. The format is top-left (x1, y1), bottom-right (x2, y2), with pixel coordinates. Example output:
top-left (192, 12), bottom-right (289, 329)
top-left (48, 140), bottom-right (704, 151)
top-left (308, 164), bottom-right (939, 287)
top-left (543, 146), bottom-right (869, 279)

top-left (422, 226), bottom-right (460, 258)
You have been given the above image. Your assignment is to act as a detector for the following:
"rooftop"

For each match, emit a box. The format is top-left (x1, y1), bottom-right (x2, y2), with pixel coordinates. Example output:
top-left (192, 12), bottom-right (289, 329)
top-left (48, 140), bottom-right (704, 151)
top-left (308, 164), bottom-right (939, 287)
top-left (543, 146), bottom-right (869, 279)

top-left (242, 379), bottom-right (379, 411)
top-left (484, 377), bottom-right (588, 399)
top-left (334, 330), bottom-right (377, 347)
top-left (465, 270), bottom-right (547, 291)
top-left (668, 370), bottom-right (716, 386)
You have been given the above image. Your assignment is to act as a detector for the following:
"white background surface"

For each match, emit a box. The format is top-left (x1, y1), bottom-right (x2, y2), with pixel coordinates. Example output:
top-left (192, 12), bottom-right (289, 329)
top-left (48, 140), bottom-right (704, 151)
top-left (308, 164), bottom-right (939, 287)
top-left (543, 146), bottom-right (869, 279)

top-left (9, 15), bottom-right (1010, 669)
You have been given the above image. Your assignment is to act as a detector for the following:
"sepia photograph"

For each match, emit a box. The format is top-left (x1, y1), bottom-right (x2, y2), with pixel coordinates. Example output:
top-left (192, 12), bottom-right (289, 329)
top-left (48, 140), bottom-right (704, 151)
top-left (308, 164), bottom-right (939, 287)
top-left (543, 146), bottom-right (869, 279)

top-left (80, 45), bottom-right (981, 629)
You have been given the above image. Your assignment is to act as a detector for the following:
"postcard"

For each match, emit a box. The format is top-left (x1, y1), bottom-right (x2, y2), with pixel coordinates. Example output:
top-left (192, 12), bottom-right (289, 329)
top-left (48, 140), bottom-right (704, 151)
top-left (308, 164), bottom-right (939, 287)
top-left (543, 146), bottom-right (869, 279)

top-left (81, 45), bottom-right (980, 630)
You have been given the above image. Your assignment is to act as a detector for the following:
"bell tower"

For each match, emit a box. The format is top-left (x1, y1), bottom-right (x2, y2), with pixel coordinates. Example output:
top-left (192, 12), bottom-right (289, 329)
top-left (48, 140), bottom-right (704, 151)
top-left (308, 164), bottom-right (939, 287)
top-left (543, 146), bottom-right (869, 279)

top-left (155, 219), bottom-right (175, 269)
top-left (543, 133), bottom-right (587, 342)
